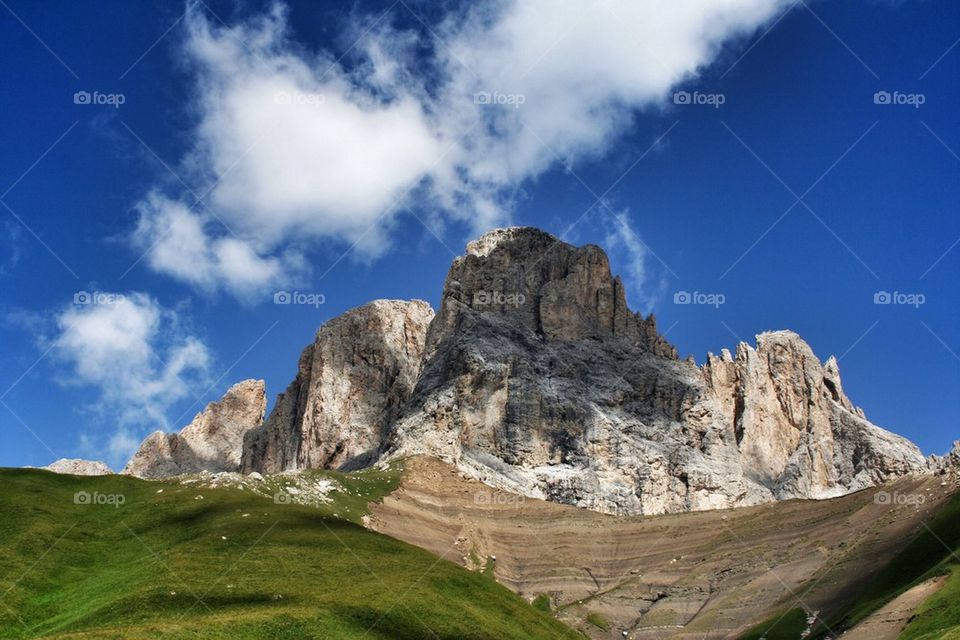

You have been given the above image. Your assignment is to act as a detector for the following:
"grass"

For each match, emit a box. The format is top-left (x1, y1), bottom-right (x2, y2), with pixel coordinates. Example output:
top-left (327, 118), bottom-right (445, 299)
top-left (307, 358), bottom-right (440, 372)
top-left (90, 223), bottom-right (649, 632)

top-left (822, 491), bottom-right (960, 634)
top-left (481, 556), bottom-right (496, 579)
top-left (0, 468), bottom-right (579, 639)
top-left (585, 612), bottom-right (609, 632)
top-left (532, 595), bottom-right (551, 614)
top-left (738, 490), bottom-right (960, 640)
top-left (900, 565), bottom-right (960, 640)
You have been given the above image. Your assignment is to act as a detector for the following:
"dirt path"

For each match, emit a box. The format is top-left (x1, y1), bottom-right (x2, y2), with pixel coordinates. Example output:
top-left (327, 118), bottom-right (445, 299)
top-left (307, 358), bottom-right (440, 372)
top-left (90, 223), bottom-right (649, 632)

top-left (842, 576), bottom-right (948, 640)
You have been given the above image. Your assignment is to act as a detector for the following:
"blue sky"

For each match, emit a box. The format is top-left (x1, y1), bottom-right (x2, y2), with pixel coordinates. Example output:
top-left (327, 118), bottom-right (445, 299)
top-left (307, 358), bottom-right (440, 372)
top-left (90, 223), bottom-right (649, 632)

top-left (0, 0), bottom-right (957, 469)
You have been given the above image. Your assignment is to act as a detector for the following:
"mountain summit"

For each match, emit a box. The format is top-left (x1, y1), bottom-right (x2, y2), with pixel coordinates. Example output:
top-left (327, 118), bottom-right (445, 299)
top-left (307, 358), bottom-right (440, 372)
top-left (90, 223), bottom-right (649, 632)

top-left (230, 227), bottom-right (929, 514)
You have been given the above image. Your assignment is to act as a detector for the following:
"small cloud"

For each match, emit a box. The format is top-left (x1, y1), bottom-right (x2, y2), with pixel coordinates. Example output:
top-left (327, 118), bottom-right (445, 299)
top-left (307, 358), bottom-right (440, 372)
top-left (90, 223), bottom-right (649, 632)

top-left (0, 221), bottom-right (23, 276)
top-left (602, 208), bottom-right (667, 313)
top-left (131, 193), bottom-right (304, 301)
top-left (50, 292), bottom-right (212, 466)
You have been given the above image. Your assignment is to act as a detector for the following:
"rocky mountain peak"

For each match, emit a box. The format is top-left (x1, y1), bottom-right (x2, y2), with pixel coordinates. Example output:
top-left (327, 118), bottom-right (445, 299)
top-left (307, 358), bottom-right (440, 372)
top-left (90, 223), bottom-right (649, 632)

top-left (464, 226), bottom-right (558, 258)
top-left (123, 379), bottom-right (266, 478)
top-left (242, 299), bottom-right (434, 474)
top-left (432, 225), bottom-right (677, 358)
top-left (134, 226), bottom-right (931, 516)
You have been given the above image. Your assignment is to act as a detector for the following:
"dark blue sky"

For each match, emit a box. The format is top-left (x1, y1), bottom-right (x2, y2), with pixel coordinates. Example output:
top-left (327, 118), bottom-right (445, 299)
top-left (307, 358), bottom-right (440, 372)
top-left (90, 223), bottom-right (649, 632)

top-left (1, 0), bottom-right (957, 468)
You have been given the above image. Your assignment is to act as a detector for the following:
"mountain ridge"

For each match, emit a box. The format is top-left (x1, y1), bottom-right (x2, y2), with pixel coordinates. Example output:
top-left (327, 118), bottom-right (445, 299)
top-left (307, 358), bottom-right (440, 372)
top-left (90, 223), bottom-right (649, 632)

top-left (118, 226), bottom-right (940, 516)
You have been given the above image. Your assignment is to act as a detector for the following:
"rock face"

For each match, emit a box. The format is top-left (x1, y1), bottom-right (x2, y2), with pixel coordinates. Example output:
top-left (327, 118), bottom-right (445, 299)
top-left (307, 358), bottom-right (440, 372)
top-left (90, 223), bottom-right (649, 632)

top-left (949, 442), bottom-right (960, 468)
top-left (702, 333), bottom-right (927, 500)
top-left (930, 441), bottom-right (960, 474)
top-left (123, 379), bottom-right (266, 479)
top-left (427, 227), bottom-right (677, 358)
top-left (240, 227), bottom-right (930, 515)
top-left (42, 459), bottom-right (112, 476)
top-left (241, 300), bottom-right (435, 473)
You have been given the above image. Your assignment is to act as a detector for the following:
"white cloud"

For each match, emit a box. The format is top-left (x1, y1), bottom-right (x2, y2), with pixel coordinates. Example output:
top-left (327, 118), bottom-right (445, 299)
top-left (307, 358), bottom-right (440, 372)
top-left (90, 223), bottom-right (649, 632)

top-left (131, 193), bottom-right (300, 300)
top-left (133, 0), bottom-right (792, 298)
top-left (51, 292), bottom-right (211, 465)
top-left (0, 221), bottom-right (23, 276)
top-left (602, 208), bottom-right (668, 313)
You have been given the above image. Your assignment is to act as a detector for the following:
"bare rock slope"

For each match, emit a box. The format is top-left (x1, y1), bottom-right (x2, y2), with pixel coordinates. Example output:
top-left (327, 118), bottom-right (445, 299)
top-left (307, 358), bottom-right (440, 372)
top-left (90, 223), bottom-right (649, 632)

top-left (242, 300), bottom-right (434, 473)
top-left (239, 227), bottom-right (928, 515)
top-left (123, 379), bottom-right (266, 479)
top-left (930, 440), bottom-right (960, 473)
top-left (42, 459), bottom-right (113, 476)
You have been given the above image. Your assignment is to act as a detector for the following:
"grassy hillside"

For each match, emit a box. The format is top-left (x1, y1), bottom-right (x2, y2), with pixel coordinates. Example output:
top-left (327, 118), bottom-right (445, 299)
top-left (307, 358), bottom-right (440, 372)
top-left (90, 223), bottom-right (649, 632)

top-left (900, 566), bottom-right (960, 640)
top-left (0, 467), bottom-right (579, 639)
top-left (830, 491), bottom-right (960, 633)
top-left (738, 490), bottom-right (960, 640)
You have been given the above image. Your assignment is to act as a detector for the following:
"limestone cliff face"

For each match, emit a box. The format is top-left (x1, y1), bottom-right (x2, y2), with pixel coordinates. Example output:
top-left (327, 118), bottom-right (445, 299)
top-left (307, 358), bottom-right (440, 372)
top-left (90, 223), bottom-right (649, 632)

top-left (427, 227), bottom-right (676, 358)
top-left (122, 379), bottom-right (265, 479)
top-left (241, 300), bottom-right (434, 473)
top-left (702, 332), bottom-right (927, 500)
top-left (236, 227), bottom-right (928, 515)
top-left (930, 441), bottom-right (960, 473)
top-left (383, 228), bottom-right (926, 514)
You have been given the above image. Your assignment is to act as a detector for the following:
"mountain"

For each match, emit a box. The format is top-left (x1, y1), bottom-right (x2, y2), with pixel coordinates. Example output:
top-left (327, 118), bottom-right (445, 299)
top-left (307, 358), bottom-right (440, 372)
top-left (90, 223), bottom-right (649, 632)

top-left (123, 379), bottom-right (266, 478)
top-left (40, 458), bottom-right (112, 476)
top-left (3, 457), bottom-right (956, 639)
top-left (242, 300), bottom-right (434, 473)
top-left (235, 227), bottom-right (928, 515)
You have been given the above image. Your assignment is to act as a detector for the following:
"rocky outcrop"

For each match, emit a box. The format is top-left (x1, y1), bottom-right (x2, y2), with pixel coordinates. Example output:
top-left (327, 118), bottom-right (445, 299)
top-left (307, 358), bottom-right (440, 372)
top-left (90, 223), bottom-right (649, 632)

top-left (241, 300), bottom-right (434, 473)
top-left (123, 379), bottom-right (265, 478)
top-left (236, 227), bottom-right (930, 515)
top-left (702, 332), bottom-right (927, 499)
top-left (930, 441), bottom-right (960, 474)
top-left (948, 442), bottom-right (960, 468)
top-left (42, 459), bottom-right (112, 476)
top-left (375, 228), bottom-right (925, 514)
top-left (427, 227), bottom-right (677, 358)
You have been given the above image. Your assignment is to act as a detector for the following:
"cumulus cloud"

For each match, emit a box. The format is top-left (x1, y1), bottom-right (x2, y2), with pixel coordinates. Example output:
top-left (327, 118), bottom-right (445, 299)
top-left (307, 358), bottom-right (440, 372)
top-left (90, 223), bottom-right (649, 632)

top-left (132, 193), bottom-right (301, 300)
top-left (51, 292), bottom-right (211, 464)
top-left (133, 0), bottom-right (792, 297)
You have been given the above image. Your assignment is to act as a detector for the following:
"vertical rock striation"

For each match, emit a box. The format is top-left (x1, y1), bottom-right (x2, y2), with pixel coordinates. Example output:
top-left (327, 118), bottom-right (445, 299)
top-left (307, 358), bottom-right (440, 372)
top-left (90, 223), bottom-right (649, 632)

top-left (241, 300), bottom-right (434, 473)
top-left (383, 227), bottom-right (926, 514)
top-left (193, 226), bottom-right (929, 515)
top-left (123, 379), bottom-right (266, 478)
